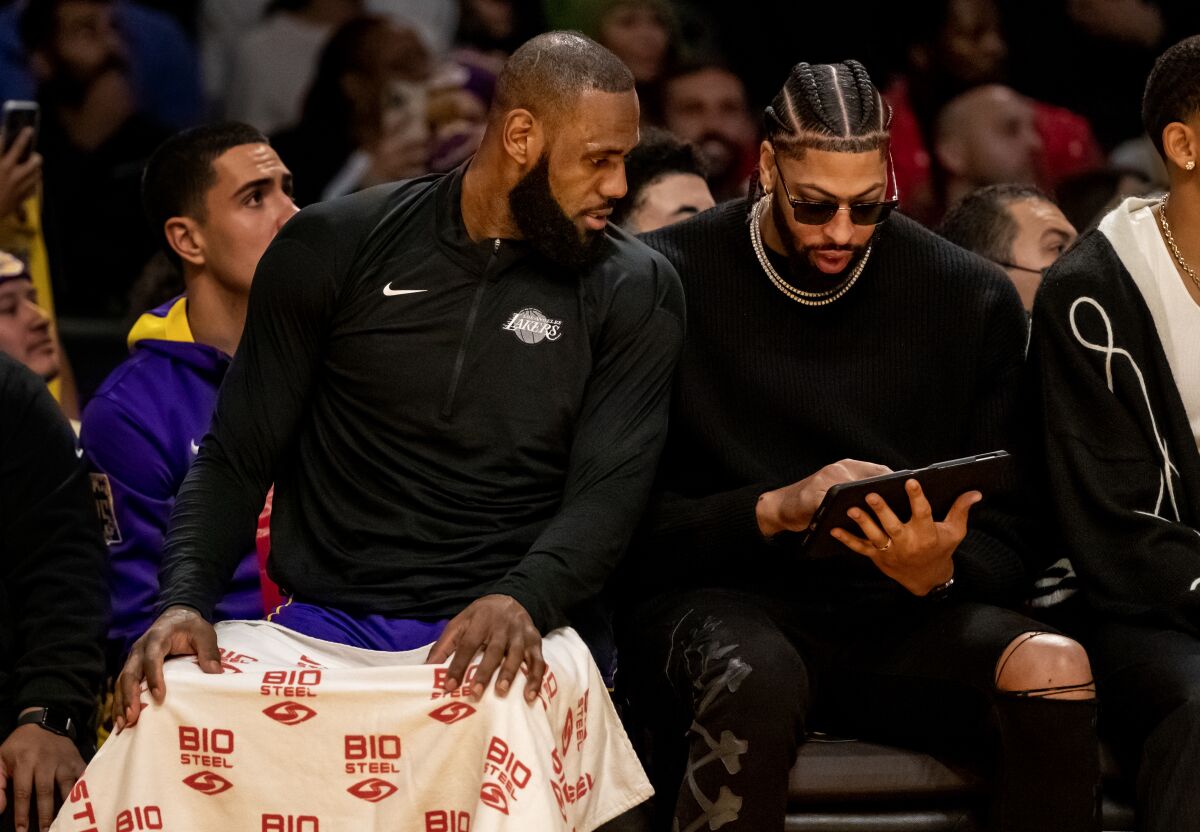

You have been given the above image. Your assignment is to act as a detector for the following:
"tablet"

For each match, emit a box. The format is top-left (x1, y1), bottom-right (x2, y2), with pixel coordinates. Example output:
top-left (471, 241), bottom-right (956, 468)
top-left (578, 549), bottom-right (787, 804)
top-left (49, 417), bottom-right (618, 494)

top-left (798, 451), bottom-right (1013, 560)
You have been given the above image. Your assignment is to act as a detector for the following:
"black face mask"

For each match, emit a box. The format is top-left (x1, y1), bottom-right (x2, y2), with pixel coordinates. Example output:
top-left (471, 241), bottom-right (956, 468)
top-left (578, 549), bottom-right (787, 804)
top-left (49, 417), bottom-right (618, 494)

top-left (509, 154), bottom-right (606, 275)
top-left (769, 186), bottom-right (871, 285)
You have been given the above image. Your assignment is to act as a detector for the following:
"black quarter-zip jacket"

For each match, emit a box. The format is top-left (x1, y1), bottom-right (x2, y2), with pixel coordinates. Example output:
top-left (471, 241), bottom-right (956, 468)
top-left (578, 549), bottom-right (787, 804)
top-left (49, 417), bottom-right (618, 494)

top-left (158, 165), bottom-right (685, 632)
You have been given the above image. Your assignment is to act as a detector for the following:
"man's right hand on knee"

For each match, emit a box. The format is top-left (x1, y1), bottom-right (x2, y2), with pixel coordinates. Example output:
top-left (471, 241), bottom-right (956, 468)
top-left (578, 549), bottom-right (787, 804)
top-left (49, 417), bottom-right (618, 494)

top-left (114, 606), bottom-right (221, 732)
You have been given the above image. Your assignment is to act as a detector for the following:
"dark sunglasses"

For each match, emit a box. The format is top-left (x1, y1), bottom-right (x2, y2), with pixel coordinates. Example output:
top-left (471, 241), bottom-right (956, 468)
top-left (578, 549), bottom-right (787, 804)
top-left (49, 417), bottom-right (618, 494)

top-left (775, 161), bottom-right (898, 226)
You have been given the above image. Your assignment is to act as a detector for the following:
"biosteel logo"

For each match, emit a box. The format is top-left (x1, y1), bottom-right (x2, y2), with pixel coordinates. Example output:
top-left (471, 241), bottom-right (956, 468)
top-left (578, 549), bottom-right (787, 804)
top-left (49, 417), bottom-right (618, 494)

top-left (346, 778), bottom-right (398, 803)
top-left (260, 669), bottom-right (321, 698)
top-left (262, 701), bottom-right (317, 726)
top-left (428, 701), bottom-right (476, 725)
top-left (182, 771), bottom-right (233, 796)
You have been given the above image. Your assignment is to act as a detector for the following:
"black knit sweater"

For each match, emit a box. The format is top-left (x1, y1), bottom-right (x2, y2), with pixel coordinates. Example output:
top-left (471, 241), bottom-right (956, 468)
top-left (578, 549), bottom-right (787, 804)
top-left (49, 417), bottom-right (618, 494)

top-left (626, 199), bottom-right (1033, 610)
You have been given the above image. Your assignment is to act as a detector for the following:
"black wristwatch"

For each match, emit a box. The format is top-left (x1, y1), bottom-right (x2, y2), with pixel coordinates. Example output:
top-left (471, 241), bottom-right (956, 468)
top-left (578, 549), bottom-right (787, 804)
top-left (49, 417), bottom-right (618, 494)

top-left (15, 707), bottom-right (77, 741)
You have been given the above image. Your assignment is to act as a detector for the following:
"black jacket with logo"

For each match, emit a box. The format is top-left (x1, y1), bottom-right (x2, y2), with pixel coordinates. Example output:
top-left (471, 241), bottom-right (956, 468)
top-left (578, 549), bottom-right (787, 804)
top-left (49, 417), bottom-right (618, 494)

top-left (159, 165), bottom-right (685, 632)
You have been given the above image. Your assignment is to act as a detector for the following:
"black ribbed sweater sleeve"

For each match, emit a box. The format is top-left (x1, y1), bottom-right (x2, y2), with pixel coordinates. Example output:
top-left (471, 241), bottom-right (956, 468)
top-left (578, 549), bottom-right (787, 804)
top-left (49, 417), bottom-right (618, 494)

top-left (0, 356), bottom-right (108, 729)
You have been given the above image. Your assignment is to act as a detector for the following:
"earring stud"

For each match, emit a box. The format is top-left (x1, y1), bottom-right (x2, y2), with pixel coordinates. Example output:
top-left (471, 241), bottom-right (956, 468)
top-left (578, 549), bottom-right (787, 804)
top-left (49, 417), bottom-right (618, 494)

top-left (1188, 160), bottom-right (1196, 171)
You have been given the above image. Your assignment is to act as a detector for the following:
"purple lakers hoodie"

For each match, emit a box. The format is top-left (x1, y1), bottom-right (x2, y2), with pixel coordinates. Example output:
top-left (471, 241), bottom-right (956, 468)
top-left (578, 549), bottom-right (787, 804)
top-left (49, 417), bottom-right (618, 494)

top-left (80, 296), bottom-right (262, 659)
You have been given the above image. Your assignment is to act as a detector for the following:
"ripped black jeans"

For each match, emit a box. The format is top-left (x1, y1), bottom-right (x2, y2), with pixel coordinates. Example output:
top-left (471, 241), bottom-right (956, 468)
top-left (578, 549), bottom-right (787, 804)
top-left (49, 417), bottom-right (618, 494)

top-left (615, 588), bottom-right (1099, 832)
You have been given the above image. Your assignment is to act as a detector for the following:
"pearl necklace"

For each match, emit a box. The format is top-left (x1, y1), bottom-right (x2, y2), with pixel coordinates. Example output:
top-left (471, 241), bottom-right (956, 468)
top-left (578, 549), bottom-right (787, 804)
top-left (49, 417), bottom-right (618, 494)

top-left (748, 195), bottom-right (873, 307)
top-left (1157, 193), bottom-right (1200, 294)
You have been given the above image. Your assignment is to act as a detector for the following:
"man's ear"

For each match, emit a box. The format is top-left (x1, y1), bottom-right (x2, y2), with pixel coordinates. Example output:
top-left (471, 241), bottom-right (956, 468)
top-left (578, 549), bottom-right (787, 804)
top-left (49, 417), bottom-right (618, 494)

top-left (163, 217), bottom-right (205, 268)
top-left (501, 108), bottom-right (544, 168)
top-left (758, 140), bottom-right (776, 194)
top-left (1162, 121), bottom-right (1197, 174)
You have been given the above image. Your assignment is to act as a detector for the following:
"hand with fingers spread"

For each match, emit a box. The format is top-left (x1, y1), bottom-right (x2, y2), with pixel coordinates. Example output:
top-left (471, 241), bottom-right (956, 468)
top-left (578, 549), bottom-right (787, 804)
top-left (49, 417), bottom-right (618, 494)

top-left (0, 128), bottom-right (42, 219)
top-left (832, 479), bottom-right (981, 596)
top-left (112, 606), bottom-right (222, 733)
top-left (756, 458), bottom-right (894, 538)
top-left (426, 594), bottom-right (545, 703)
top-left (0, 720), bottom-right (85, 832)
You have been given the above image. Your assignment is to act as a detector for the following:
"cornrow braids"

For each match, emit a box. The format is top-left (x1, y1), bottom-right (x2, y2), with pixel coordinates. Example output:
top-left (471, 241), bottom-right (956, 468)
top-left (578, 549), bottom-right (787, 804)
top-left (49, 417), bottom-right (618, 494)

top-left (1143, 35), bottom-right (1200, 159)
top-left (764, 59), bottom-right (892, 158)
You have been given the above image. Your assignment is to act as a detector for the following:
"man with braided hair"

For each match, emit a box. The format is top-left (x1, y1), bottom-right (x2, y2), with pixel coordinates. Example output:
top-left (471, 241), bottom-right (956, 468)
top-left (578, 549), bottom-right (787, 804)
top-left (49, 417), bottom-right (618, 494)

top-left (615, 59), bottom-right (1101, 831)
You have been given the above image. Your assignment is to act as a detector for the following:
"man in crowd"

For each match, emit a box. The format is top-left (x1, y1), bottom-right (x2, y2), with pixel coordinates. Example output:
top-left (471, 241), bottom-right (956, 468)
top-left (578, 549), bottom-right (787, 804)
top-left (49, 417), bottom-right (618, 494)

top-left (1028, 35), bottom-right (1200, 831)
top-left (80, 123), bottom-right (297, 665)
top-left (657, 58), bottom-right (757, 202)
top-left (0, 353), bottom-right (107, 832)
top-left (88, 32), bottom-right (678, 829)
top-left (614, 127), bottom-right (714, 234)
top-left (0, 250), bottom-right (60, 385)
top-left (939, 183), bottom-right (1077, 311)
top-left (933, 84), bottom-right (1044, 215)
top-left (617, 59), bottom-right (1100, 832)
top-left (19, 0), bottom-right (169, 318)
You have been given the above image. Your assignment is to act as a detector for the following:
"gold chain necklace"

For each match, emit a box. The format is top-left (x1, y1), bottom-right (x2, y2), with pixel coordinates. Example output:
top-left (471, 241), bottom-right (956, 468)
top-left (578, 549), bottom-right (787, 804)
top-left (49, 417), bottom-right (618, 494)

top-left (1157, 193), bottom-right (1200, 293)
top-left (748, 196), bottom-right (872, 307)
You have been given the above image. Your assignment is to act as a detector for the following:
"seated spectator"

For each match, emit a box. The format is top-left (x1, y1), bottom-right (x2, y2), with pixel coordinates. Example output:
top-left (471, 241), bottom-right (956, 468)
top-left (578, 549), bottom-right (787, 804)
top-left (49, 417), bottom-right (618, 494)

top-left (939, 183), bottom-right (1077, 311)
top-left (271, 16), bottom-right (432, 206)
top-left (933, 85), bottom-right (1045, 215)
top-left (19, 0), bottom-right (170, 319)
top-left (0, 122), bottom-right (79, 419)
top-left (1027, 35), bottom-right (1200, 831)
top-left (617, 59), bottom-right (1100, 832)
top-left (80, 123), bottom-right (296, 665)
top-left (885, 0), bottom-right (1102, 225)
top-left (0, 352), bottom-right (107, 832)
top-left (454, 0), bottom-right (546, 72)
top-left (656, 58), bottom-right (758, 202)
top-left (0, 249), bottom-right (61, 383)
top-left (0, 0), bottom-right (203, 131)
top-left (224, 0), bottom-right (364, 135)
top-left (587, 0), bottom-right (678, 104)
top-left (612, 126), bottom-right (713, 233)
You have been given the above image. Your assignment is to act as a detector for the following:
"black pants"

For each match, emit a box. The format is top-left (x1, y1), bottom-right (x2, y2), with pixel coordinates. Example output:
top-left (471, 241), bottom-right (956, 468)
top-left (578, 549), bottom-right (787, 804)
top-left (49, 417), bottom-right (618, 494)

top-left (1087, 619), bottom-right (1200, 832)
top-left (616, 588), bottom-right (1100, 832)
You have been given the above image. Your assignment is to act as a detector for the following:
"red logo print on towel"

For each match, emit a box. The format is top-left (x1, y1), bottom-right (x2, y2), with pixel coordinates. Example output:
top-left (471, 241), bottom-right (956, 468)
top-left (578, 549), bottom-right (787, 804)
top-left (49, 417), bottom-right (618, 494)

top-left (344, 734), bottom-right (401, 774)
top-left (260, 669), bottom-right (321, 698)
top-left (262, 701), bottom-right (317, 725)
top-left (346, 778), bottom-right (398, 803)
top-left (295, 654), bottom-right (325, 669)
top-left (116, 806), bottom-right (163, 831)
top-left (548, 746), bottom-right (597, 821)
top-left (479, 783), bottom-right (509, 815)
top-left (67, 780), bottom-right (98, 832)
top-left (262, 814), bottom-right (321, 831)
top-left (182, 771), bottom-right (233, 796)
top-left (535, 668), bottom-right (558, 711)
top-left (432, 665), bottom-right (478, 699)
top-left (179, 726), bottom-right (235, 768)
top-left (425, 810), bottom-right (472, 831)
top-left (481, 736), bottom-right (531, 815)
top-left (429, 701), bottom-right (476, 725)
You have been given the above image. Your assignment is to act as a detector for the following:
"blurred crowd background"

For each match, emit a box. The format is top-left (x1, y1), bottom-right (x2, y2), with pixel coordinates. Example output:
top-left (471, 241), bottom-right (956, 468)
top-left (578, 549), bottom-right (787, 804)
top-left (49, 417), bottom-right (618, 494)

top-left (1, 0), bottom-right (1197, 403)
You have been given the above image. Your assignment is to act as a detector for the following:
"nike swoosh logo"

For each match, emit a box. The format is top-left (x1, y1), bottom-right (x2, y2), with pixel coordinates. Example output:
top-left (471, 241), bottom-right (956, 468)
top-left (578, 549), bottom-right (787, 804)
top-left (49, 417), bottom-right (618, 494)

top-left (190, 440), bottom-right (200, 455)
top-left (382, 284), bottom-right (428, 296)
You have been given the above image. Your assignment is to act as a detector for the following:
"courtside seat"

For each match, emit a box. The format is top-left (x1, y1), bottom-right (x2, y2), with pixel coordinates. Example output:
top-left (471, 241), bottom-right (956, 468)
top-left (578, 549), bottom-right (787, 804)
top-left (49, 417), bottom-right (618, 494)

top-left (785, 735), bottom-right (1136, 832)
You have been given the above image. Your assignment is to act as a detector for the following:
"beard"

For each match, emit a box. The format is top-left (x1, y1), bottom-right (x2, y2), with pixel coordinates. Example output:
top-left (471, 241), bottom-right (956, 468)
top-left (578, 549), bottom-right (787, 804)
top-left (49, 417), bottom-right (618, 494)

top-left (769, 189), bottom-right (871, 286)
top-left (509, 154), bottom-right (606, 274)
